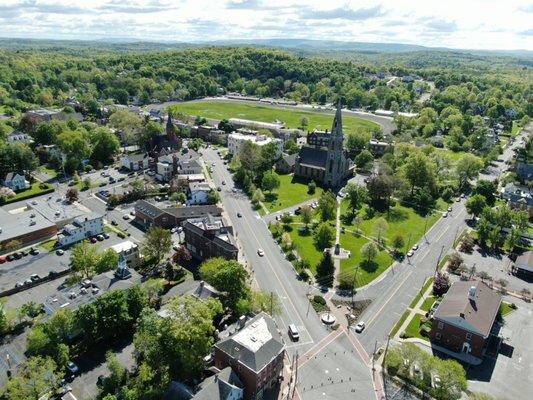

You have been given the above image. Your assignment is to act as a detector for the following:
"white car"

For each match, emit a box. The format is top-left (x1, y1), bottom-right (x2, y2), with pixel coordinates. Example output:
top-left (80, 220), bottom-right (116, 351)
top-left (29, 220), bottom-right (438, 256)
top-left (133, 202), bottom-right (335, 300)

top-left (442, 212), bottom-right (448, 218)
top-left (407, 250), bottom-right (414, 257)
top-left (123, 214), bottom-right (131, 220)
top-left (355, 321), bottom-right (366, 333)
top-left (257, 249), bottom-right (265, 257)
top-left (412, 244), bottom-right (419, 251)
top-left (447, 206), bottom-right (452, 212)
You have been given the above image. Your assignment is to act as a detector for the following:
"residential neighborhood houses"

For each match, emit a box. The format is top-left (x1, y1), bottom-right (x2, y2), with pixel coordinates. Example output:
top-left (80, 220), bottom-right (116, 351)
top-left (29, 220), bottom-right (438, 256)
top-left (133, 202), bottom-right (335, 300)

top-left (0, 45), bottom-right (531, 400)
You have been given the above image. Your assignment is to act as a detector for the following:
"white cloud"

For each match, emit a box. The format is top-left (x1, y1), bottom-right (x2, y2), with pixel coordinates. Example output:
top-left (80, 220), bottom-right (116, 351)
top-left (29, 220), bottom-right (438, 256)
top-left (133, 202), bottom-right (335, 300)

top-left (0, 0), bottom-right (531, 50)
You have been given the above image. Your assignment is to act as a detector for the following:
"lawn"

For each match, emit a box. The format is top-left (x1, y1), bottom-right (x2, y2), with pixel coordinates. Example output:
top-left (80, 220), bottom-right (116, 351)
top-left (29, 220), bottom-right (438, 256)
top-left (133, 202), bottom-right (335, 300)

top-left (434, 148), bottom-right (467, 163)
top-left (511, 121), bottom-right (522, 136)
top-left (167, 100), bottom-right (380, 133)
top-left (40, 238), bottom-right (57, 252)
top-left (408, 277), bottom-right (435, 308)
top-left (420, 296), bottom-right (437, 312)
top-left (38, 165), bottom-right (58, 179)
top-left (287, 227), bottom-right (324, 274)
top-left (263, 173), bottom-right (323, 213)
top-left (5, 183), bottom-right (54, 204)
top-left (390, 310), bottom-right (410, 337)
top-left (500, 302), bottom-right (516, 317)
top-left (339, 231), bottom-right (393, 287)
top-left (341, 201), bottom-right (441, 251)
top-left (403, 313), bottom-right (430, 340)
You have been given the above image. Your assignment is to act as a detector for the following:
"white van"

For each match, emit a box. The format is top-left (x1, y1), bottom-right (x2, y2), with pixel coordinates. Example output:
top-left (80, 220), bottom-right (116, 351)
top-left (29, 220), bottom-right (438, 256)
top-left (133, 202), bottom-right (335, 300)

top-left (288, 324), bottom-right (300, 341)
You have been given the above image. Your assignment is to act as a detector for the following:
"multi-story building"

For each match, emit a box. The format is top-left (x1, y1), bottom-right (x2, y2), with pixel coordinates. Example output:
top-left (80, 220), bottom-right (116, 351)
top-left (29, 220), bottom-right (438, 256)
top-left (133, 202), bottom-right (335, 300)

top-left (183, 214), bottom-right (238, 261)
top-left (214, 312), bottom-right (285, 399)
top-left (1, 172), bottom-right (30, 191)
top-left (368, 139), bottom-right (394, 156)
top-left (134, 200), bottom-right (222, 230)
top-left (430, 280), bottom-right (501, 361)
top-left (57, 212), bottom-right (104, 246)
top-left (227, 132), bottom-right (283, 158)
top-left (0, 208), bottom-right (57, 251)
top-left (110, 240), bottom-right (141, 269)
top-left (188, 182), bottom-right (212, 205)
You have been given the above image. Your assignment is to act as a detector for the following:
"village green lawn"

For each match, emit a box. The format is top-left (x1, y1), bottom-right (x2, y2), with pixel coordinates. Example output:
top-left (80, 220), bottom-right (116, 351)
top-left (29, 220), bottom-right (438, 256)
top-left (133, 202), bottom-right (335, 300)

top-left (167, 100), bottom-right (380, 133)
top-left (341, 201), bottom-right (441, 251)
top-left (263, 173), bottom-right (323, 213)
top-left (287, 227), bottom-right (324, 274)
top-left (339, 231), bottom-right (393, 287)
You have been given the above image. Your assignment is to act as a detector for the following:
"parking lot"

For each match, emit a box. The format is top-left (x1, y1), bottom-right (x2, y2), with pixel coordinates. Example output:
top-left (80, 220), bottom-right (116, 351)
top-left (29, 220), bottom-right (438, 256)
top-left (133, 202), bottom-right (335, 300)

top-left (459, 246), bottom-right (529, 294)
top-left (467, 297), bottom-right (533, 400)
top-left (0, 232), bottom-right (130, 295)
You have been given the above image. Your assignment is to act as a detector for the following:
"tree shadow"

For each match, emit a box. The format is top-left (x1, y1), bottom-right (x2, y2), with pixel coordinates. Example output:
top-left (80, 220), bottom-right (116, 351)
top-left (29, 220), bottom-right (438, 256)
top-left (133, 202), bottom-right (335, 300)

top-left (264, 192), bottom-right (278, 203)
top-left (387, 207), bottom-right (409, 222)
top-left (359, 260), bottom-right (379, 273)
top-left (298, 227), bottom-right (311, 236)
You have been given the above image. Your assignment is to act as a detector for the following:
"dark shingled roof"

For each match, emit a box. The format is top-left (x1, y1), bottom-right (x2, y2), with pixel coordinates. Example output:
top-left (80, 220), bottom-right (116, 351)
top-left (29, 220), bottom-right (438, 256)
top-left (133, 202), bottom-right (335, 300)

top-left (296, 145), bottom-right (328, 169)
top-left (215, 312), bottom-right (284, 373)
top-left (433, 281), bottom-right (501, 338)
top-left (135, 199), bottom-right (165, 218)
top-left (165, 205), bottom-right (222, 219)
top-left (515, 250), bottom-right (533, 273)
top-left (192, 367), bottom-right (243, 400)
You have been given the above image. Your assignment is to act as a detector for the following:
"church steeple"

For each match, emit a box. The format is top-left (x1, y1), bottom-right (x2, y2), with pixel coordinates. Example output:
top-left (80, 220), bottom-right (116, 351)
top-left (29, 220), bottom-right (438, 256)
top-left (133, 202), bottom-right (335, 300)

top-left (331, 100), bottom-right (343, 136)
top-left (166, 113), bottom-right (175, 139)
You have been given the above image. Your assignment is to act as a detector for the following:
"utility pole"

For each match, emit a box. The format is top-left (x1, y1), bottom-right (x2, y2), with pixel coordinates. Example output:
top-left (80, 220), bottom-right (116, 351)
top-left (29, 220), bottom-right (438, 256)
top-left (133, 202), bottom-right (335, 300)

top-left (372, 340), bottom-right (377, 372)
top-left (423, 214), bottom-right (429, 244)
top-left (406, 232), bottom-right (412, 265)
top-left (351, 263), bottom-right (360, 309)
top-left (381, 334), bottom-right (391, 369)
top-left (435, 245), bottom-right (445, 275)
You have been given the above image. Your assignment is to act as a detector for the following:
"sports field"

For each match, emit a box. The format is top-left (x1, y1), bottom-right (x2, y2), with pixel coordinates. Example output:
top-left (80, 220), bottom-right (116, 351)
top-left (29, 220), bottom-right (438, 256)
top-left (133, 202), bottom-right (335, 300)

top-left (167, 100), bottom-right (380, 133)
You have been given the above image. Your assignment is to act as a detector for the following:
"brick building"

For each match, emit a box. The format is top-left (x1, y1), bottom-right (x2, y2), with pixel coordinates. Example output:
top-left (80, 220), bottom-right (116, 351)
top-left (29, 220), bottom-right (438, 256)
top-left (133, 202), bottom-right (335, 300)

top-left (183, 214), bottom-right (238, 261)
top-left (214, 313), bottom-right (285, 399)
top-left (134, 200), bottom-right (221, 230)
top-left (430, 281), bottom-right (501, 360)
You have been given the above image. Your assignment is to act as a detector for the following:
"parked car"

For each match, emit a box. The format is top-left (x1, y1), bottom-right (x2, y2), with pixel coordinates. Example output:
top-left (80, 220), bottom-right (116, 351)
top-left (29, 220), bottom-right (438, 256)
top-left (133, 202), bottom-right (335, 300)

top-left (90, 237), bottom-right (98, 244)
top-left (103, 233), bottom-right (110, 239)
top-left (407, 250), bottom-right (414, 257)
top-left (355, 321), bottom-right (366, 333)
top-left (97, 234), bottom-right (104, 241)
top-left (56, 249), bottom-right (65, 256)
top-left (288, 324), bottom-right (300, 341)
top-left (29, 247), bottom-right (39, 255)
top-left (123, 214), bottom-right (131, 220)
top-left (66, 361), bottom-right (79, 376)
top-left (15, 282), bottom-right (24, 288)
top-left (441, 212), bottom-right (448, 218)
top-left (111, 220), bottom-right (118, 226)
top-left (447, 206), bottom-right (452, 212)
top-left (6, 254), bottom-right (14, 262)
top-left (30, 274), bottom-right (40, 282)
top-left (13, 252), bottom-right (22, 260)
top-left (0, 256), bottom-right (6, 264)
top-left (20, 250), bottom-right (28, 257)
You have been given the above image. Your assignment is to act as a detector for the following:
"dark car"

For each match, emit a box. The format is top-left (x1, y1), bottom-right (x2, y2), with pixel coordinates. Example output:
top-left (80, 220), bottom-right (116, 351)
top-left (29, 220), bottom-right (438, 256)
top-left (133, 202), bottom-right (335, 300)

top-left (6, 254), bottom-right (14, 262)
top-left (99, 182), bottom-right (107, 187)
top-left (20, 250), bottom-right (28, 257)
top-left (111, 220), bottom-right (118, 226)
top-left (29, 248), bottom-right (39, 255)
top-left (97, 375), bottom-right (106, 388)
top-left (13, 252), bottom-right (22, 260)
top-left (237, 212), bottom-right (242, 218)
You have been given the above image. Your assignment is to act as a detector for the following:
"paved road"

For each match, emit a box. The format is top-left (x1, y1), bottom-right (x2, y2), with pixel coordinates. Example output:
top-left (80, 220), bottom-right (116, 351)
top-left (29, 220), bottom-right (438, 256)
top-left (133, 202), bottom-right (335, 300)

top-left (203, 147), bottom-right (327, 356)
top-left (353, 123), bottom-right (532, 354)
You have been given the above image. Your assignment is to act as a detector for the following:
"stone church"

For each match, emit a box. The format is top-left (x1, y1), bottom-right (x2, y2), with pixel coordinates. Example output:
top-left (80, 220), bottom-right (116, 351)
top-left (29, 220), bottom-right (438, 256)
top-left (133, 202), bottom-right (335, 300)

top-left (294, 102), bottom-right (352, 188)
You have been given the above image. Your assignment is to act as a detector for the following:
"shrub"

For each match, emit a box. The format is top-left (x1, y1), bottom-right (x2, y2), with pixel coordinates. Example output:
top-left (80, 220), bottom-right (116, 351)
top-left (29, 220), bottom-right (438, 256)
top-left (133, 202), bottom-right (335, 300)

top-left (313, 295), bottom-right (326, 306)
top-left (420, 326), bottom-right (431, 337)
top-left (298, 270), bottom-right (310, 282)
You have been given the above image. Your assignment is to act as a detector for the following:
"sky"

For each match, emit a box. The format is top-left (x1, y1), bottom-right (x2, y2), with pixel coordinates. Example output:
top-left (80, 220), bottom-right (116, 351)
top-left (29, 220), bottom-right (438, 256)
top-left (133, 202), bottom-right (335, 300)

top-left (0, 0), bottom-right (532, 50)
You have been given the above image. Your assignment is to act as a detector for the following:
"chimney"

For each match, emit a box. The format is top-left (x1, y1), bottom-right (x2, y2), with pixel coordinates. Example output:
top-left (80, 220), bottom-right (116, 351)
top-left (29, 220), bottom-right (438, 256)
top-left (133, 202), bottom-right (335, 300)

top-left (238, 315), bottom-right (246, 329)
top-left (468, 285), bottom-right (477, 302)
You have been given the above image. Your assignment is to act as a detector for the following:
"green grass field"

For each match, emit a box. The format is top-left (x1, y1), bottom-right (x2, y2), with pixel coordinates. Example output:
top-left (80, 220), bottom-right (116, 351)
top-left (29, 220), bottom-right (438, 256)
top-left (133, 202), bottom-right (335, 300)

top-left (404, 313), bottom-right (427, 340)
top-left (167, 100), bottom-right (380, 133)
top-left (5, 183), bottom-right (54, 204)
top-left (287, 228), bottom-right (324, 274)
top-left (408, 277), bottom-right (435, 308)
top-left (339, 232), bottom-right (393, 287)
top-left (263, 173), bottom-right (323, 213)
top-left (390, 310), bottom-right (411, 337)
top-left (420, 296), bottom-right (437, 312)
top-left (341, 201), bottom-right (441, 251)
top-left (511, 121), bottom-right (522, 136)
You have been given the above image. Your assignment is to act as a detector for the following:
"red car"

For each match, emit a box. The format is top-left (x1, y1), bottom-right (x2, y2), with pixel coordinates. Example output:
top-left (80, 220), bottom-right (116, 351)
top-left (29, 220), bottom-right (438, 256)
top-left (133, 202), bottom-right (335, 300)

top-left (90, 237), bottom-right (98, 244)
top-left (0, 256), bottom-right (6, 264)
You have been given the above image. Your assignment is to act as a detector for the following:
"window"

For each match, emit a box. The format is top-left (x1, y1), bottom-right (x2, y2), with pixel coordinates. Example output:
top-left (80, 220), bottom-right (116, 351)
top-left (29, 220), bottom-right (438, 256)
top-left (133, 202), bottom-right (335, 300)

top-left (466, 333), bottom-right (472, 340)
top-left (436, 333), bottom-right (442, 340)
top-left (438, 322), bottom-right (444, 330)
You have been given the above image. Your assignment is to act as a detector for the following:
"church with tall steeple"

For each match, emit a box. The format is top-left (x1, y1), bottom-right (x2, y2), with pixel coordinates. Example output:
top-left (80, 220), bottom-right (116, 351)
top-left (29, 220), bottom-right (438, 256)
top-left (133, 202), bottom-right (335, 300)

top-left (293, 101), bottom-right (352, 188)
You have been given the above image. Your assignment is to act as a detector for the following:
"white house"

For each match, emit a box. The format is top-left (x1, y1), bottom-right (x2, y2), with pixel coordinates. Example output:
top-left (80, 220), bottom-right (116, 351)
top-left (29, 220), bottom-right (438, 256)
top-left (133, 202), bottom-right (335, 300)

top-left (188, 182), bottom-right (211, 205)
top-left (1, 172), bottom-right (30, 191)
top-left (227, 132), bottom-right (283, 157)
top-left (110, 240), bottom-right (141, 268)
top-left (57, 212), bottom-right (104, 246)
top-left (121, 153), bottom-right (147, 171)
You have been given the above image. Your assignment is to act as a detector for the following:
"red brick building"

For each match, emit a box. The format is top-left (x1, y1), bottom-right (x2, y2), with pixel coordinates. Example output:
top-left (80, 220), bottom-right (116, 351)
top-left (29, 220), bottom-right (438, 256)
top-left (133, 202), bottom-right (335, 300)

top-left (214, 313), bottom-right (285, 399)
top-left (430, 281), bottom-right (501, 360)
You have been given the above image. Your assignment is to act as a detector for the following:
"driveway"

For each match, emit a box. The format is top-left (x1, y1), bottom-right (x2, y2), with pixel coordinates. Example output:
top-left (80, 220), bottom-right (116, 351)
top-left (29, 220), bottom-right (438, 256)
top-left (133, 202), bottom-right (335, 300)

top-left (467, 297), bottom-right (533, 400)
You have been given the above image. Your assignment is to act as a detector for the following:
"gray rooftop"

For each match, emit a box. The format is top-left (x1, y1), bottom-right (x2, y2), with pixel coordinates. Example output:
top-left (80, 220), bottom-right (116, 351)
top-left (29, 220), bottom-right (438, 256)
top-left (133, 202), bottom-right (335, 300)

top-left (433, 280), bottom-right (501, 338)
top-left (296, 145), bottom-right (328, 169)
top-left (215, 312), bottom-right (284, 373)
top-left (193, 367), bottom-right (243, 400)
top-left (515, 251), bottom-right (533, 273)
top-left (28, 196), bottom-right (85, 224)
top-left (0, 208), bottom-right (56, 243)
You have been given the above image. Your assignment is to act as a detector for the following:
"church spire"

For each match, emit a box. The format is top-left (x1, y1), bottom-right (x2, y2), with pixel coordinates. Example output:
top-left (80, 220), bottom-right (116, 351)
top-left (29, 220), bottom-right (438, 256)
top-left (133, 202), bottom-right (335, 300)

top-left (166, 112), bottom-right (175, 139)
top-left (331, 100), bottom-right (343, 135)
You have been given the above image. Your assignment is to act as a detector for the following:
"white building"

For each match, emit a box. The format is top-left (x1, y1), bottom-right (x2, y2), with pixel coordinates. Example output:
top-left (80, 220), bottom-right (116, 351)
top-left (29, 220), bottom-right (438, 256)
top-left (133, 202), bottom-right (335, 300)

top-left (57, 212), bottom-right (104, 246)
top-left (227, 132), bottom-right (283, 157)
top-left (121, 153), bottom-right (147, 171)
top-left (110, 240), bottom-right (141, 268)
top-left (188, 182), bottom-right (212, 205)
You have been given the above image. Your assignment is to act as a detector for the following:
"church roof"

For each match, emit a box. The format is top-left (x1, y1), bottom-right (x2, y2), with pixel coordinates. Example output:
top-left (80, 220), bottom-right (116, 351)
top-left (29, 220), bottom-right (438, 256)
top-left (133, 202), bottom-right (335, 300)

top-left (296, 146), bottom-right (328, 169)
